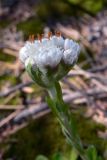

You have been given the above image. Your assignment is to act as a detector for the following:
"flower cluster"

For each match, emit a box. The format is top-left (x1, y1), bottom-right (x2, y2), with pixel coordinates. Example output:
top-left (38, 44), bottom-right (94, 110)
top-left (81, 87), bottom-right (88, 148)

top-left (19, 32), bottom-right (80, 87)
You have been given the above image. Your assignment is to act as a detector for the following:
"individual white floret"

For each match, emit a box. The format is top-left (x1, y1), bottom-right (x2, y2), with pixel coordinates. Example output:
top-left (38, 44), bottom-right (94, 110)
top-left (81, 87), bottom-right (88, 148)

top-left (36, 46), bottom-right (62, 68)
top-left (64, 39), bottom-right (73, 50)
top-left (63, 40), bottom-right (80, 65)
top-left (51, 36), bottom-right (64, 48)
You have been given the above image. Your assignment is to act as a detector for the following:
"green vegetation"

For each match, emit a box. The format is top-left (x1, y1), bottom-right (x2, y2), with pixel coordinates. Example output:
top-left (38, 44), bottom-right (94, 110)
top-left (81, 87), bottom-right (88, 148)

top-left (3, 111), bottom-right (106, 159)
top-left (1, 0), bottom-right (107, 159)
top-left (0, 50), bottom-right (16, 62)
top-left (68, 0), bottom-right (104, 14)
top-left (17, 18), bottom-right (44, 38)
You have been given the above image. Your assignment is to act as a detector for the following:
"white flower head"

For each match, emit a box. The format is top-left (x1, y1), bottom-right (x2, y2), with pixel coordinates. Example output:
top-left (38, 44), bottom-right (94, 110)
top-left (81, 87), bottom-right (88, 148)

top-left (20, 33), bottom-right (80, 67)
top-left (19, 32), bottom-right (80, 87)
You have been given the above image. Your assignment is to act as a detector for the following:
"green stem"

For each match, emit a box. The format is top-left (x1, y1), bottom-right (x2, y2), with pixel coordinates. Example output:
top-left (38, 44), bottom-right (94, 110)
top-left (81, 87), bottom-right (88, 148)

top-left (47, 82), bottom-right (89, 160)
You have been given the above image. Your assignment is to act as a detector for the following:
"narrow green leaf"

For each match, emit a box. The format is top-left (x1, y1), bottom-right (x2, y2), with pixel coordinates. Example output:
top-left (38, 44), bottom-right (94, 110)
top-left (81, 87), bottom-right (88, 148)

top-left (97, 156), bottom-right (103, 160)
top-left (70, 148), bottom-right (78, 160)
top-left (86, 145), bottom-right (97, 160)
top-left (35, 155), bottom-right (48, 160)
top-left (52, 152), bottom-right (64, 160)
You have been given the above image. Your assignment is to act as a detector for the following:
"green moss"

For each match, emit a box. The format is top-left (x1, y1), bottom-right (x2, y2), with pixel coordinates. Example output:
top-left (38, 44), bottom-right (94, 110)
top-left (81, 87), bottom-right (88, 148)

top-left (82, 0), bottom-right (103, 13)
top-left (3, 110), bottom-right (106, 159)
top-left (4, 114), bottom-right (70, 160)
top-left (68, 0), bottom-right (103, 14)
top-left (36, 0), bottom-right (104, 18)
top-left (75, 114), bottom-right (106, 157)
top-left (36, 0), bottom-right (73, 21)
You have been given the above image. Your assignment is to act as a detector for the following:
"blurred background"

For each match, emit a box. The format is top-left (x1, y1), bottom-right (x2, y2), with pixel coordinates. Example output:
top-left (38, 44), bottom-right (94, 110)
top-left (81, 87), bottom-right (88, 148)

top-left (0, 0), bottom-right (107, 159)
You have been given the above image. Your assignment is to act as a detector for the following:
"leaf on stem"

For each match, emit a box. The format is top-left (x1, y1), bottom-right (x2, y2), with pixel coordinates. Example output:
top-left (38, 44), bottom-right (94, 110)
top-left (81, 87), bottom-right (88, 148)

top-left (86, 145), bottom-right (97, 160)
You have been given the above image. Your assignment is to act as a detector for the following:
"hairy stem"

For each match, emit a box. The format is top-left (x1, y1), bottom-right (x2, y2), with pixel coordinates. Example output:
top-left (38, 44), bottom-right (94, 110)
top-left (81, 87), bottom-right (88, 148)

top-left (47, 82), bottom-right (89, 160)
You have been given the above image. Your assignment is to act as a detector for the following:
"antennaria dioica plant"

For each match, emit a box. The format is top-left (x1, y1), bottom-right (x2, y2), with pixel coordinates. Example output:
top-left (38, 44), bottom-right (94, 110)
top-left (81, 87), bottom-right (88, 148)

top-left (19, 32), bottom-right (103, 160)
